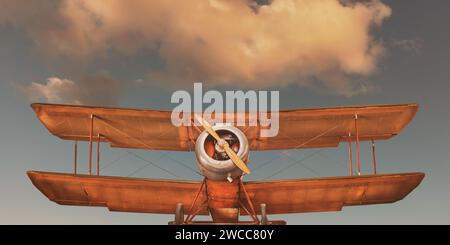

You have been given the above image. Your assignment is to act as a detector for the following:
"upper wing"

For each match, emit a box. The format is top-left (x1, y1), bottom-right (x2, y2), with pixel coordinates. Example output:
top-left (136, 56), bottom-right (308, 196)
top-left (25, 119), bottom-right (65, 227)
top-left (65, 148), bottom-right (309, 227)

top-left (31, 103), bottom-right (417, 151)
top-left (241, 172), bottom-right (424, 215)
top-left (27, 171), bottom-right (208, 215)
top-left (31, 103), bottom-right (197, 151)
top-left (247, 103), bottom-right (418, 150)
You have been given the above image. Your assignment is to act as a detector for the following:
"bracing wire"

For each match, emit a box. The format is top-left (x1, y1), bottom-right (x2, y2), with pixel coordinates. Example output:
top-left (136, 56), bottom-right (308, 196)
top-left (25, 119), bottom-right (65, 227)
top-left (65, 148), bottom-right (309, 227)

top-left (317, 151), bottom-right (346, 168)
top-left (252, 154), bottom-right (284, 172)
top-left (126, 150), bottom-right (181, 178)
top-left (264, 149), bottom-right (325, 179)
top-left (164, 154), bottom-right (202, 176)
top-left (94, 117), bottom-right (183, 178)
top-left (254, 125), bottom-right (339, 177)
top-left (100, 152), bottom-right (130, 171)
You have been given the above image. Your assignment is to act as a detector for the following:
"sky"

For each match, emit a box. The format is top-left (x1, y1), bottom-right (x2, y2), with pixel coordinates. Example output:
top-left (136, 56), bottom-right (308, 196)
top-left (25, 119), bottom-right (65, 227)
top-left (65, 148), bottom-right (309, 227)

top-left (0, 0), bottom-right (449, 224)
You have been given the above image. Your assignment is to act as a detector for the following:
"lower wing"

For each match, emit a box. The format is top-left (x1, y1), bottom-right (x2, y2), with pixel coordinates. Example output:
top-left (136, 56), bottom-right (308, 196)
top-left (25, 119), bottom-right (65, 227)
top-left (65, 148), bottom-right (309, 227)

top-left (27, 171), bottom-right (208, 215)
top-left (28, 171), bottom-right (424, 216)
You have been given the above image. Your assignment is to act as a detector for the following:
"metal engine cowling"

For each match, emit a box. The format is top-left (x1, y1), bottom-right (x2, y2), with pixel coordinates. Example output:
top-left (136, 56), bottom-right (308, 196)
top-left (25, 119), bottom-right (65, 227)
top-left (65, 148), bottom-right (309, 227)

top-left (195, 125), bottom-right (249, 181)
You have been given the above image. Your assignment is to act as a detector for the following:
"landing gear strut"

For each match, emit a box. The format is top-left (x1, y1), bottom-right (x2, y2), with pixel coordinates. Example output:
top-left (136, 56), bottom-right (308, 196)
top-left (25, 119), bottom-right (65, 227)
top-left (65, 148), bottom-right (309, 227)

top-left (260, 203), bottom-right (268, 225)
top-left (174, 203), bottom-right (184, 225)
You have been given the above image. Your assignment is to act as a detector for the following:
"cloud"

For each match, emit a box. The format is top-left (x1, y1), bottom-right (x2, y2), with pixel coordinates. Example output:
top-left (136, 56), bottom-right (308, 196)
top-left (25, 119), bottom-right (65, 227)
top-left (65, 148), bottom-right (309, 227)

top-left (1, 0), bottom-right (392, 96)
top-left (23, 76), bottom-right (120, 106)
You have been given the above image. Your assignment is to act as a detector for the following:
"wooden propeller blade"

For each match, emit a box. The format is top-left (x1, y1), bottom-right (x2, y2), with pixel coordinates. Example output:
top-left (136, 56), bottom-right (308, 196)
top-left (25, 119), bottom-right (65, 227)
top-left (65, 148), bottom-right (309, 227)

top-left (194, 114), bottom-right (250, 174)
top-left (194, 114), bottom-right (221, 141)
top-left (224, 144), bottom-right (251, 174)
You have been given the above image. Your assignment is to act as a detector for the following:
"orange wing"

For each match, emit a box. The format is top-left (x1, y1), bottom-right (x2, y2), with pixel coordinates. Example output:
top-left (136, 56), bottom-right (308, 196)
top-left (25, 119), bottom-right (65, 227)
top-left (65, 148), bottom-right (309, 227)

top-left (27, 171), bottom-right (208, 215)
top-left (31, 103), bottom-right (417, 151)
top-left (29, 170), bottom-right (424, 216)
top-left (241, 172), bottom-right (424, 215)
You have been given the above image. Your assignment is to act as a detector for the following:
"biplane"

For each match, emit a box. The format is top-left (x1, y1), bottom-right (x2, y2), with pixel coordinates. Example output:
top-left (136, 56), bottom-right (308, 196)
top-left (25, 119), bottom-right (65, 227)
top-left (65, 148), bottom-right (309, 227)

top-left (27, 103), bottom-right (424, 224)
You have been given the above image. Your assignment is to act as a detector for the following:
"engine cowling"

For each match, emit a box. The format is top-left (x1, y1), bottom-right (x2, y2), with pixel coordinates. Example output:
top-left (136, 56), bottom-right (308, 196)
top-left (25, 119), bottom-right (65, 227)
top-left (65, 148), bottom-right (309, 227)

top-left (195, 125), bottom-right (249, 181)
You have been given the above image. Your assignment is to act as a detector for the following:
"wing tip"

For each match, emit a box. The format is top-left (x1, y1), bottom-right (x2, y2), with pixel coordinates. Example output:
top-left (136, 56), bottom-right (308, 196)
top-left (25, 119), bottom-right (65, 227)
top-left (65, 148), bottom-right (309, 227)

top-left (30, 103), bottom-right (41, 112)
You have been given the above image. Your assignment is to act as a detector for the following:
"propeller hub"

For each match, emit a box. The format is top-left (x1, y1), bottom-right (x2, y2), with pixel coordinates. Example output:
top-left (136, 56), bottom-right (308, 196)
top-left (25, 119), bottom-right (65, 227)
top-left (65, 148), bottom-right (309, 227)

top-left (216, 138), bottom-right (227, 150)
top-left (214, 141), bottom-right (225, 153)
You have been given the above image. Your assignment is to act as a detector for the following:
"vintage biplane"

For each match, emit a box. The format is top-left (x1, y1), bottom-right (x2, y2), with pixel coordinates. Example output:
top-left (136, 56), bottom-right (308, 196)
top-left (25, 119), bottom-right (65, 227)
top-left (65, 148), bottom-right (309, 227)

top-left (28, 103), bottom-right (424, 224)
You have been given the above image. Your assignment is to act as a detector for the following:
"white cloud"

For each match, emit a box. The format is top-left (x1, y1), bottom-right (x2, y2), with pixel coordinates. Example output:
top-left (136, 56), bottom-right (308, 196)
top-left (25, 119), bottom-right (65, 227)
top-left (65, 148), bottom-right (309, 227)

top-left (26, 77), bottom-right (82, 104)
top-left (24, 76), bottom-right (119, 105)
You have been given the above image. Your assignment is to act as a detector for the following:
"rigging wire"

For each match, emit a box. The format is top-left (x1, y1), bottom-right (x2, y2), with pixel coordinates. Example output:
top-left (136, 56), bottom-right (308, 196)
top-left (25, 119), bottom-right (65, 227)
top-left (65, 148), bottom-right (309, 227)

top-left (264, 149), bottom-right (325, 179)
top-left (164, 154), bottom-right (202, 176)
top-left (126, 150), bottom-right (180, 178)
top-left (94, 117), bottom-right (183, 178)
top-left (100, 152), bottom-right (130, 171)
top-left (252, 154), bottom-right (284, 172)
top-left (292, 124), bottom-right (340, 149)
top-left (94, 116), bottom-right (199, 177)
top-left (254, 124), bottom-right (341, 173)
top-left (317, 151), bottom-right (346, 168)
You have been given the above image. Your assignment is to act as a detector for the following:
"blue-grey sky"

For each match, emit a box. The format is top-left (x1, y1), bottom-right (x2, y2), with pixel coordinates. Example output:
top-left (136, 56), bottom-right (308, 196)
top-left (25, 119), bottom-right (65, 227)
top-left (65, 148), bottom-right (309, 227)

top-left (0, 0), bottom-right (449, 224)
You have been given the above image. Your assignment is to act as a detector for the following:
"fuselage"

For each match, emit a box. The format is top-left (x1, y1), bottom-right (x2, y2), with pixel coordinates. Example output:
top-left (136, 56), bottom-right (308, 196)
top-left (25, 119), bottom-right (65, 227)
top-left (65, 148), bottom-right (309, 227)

top-left (194, 125), bottom-right (249, 223)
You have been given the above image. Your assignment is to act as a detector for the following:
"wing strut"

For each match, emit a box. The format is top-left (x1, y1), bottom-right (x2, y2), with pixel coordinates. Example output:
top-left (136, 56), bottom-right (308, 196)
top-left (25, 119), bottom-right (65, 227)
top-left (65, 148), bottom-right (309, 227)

top-left (89, 114), bottom-right (94, 175)
top-left (97, 133), bottom-right (101, 176)
top-left (354, 113), bottom-right (361, 176)
top-left (372, 139), bottom-right (377, 174)
top-left (87, 114), bottom-right (103, 176)
top-left (347, 133), bottom-right (353, 176)
top-left (74, 140), bottom-right (78, 175)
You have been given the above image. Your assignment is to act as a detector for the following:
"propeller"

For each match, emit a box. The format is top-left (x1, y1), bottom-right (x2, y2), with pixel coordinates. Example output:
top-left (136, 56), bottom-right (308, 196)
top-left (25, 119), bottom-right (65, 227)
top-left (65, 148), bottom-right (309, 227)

top-left (194, 114), bottom-right (251, 174)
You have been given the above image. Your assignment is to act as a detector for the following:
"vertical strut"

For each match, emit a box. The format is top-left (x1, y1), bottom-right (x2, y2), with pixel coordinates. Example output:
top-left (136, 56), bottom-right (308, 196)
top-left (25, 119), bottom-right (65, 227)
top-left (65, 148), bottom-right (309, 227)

top-left (238, 200), bottom-right (252, 219)
top-left (185, 178), bottom-right (206, 223)
top-left (89, 114), bottom-right (94, 175)
top-left (347, 133), bottom-right (353, 176)
top-left (371, 139), bottom-right (377, 175)
top-left (97, 133), bottom-right (101, 176)
top-left (240, 179), bottom-right (259, 223)
top-left (354, 114), bottom-right (361, 176)
top-left (74, 140), bottom-right (78, 175)
top-left (186, 201), bottom-right (207, 223)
